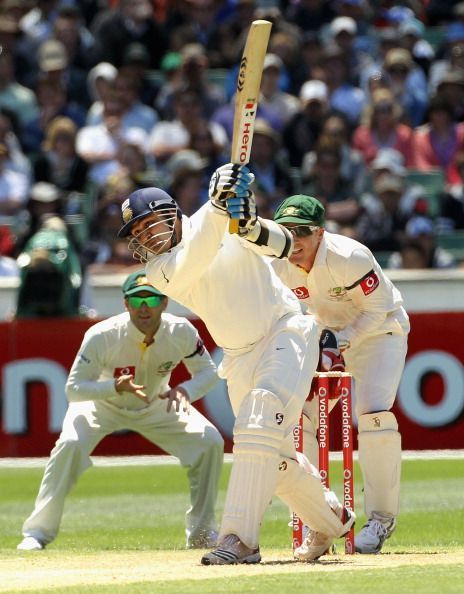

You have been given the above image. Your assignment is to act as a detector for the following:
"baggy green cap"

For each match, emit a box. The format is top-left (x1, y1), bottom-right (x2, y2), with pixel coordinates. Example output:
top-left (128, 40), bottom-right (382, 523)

top-left (122, 271), bottom-right (165, 297)
top-left (274, 195), bottom-right (325, 226)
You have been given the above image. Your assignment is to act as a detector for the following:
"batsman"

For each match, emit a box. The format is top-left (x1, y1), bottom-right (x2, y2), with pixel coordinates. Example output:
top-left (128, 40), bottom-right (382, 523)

top-left (117, 165), bottom-right (355, 565)
top-left (271, 194), bottom-right (410, 555)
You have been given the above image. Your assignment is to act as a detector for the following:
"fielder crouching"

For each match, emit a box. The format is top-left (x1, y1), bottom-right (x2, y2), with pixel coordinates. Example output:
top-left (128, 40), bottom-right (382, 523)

top-left (17, 271), bottom-right (224, 551)
top-left (115, 164), bottom-right (355, 565)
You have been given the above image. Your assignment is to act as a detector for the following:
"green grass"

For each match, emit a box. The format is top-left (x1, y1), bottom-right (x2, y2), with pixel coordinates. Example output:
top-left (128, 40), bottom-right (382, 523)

top-left (1, 458), bottom-right (464, 592)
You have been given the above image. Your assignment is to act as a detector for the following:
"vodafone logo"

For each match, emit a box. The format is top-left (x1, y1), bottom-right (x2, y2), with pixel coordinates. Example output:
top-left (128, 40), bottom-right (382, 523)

top-left (292, 286), bottom-right (310, 299)
top-left (360, 272), bottom-right (379, 295)
top-left (113, 366), bottom-right (135, 377)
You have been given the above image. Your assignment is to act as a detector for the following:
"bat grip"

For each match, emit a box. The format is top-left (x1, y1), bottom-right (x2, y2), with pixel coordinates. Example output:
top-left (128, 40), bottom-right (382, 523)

top-left (229, 218), bottom-right (240, 234)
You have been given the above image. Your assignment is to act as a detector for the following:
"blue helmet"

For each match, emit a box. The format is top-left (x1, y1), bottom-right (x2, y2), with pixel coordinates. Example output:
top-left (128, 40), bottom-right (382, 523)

top-left (118, 188), bottom-right (179, 238)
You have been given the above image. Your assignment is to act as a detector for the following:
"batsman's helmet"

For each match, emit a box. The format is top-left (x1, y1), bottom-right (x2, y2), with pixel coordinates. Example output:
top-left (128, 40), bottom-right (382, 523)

top-left (118, 188), bottom-right (180, 238)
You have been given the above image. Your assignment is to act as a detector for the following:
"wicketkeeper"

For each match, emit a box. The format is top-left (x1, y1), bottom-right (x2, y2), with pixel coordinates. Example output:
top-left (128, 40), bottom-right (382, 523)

top-left (272, 194), bottom-right (410, 556)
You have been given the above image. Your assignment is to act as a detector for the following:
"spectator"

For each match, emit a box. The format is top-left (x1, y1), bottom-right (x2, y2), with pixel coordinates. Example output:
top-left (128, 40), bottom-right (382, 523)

top-left (0, 142), bottom-right (29, 216)
top-left (0, 50), bottom-right (38, 127)
top-left (212, 0), bottom-right (257, 68)
top-left (429, 42), bottom-right (464, 98)
top-left (33, 116), bottom-right (89, 194)
top-left (441, 149), bottom-right (464, 230)
top-left (388, 216), bottom-right (456, 269)
top-left (167, 149), bottom-right (207, 215)
top-left (13, 181), bottom-right (63, 255)
top-left (154, 51), bottom-right (183, 120)
top-left (303, 111), bottom-right (366, 196)
top-left (113, 70), bottom-right (159, 133)
top-left (162, 44), bottom-right (226, 120)
top-left (188, 121), bottom-right (228, 182)
top-left (413, 94), bottom-right (464, 185)
top-left (283, 80), bottom-right (329, 167)
top-left (382, 47), bottom-right (428, 127)
top-left (290, 31), bottom-right (325, 95)
top-left (356, 172), bottom-right (410, 252)
top-left (285, 0), bottom-right (335, 33)
top-left (85, 62), bottom-right (118, 126)
top-left (248, 118), bottom-right (297, 213)
top-left (91, 0), bottom-right (167, 69)
top-left (32, 38), bottom-right (91, 109)
top-left (51, 5), bottom-right (96, 72)
top-left (434, 69), bottom-right (464, 123)
top-left (259, 54), bottom-right (300, 127)
top-left (0, 107), bottom-right (31, 179)
top-left (320, 42), bottom-right (367, 126)
top-left (352, 87), bottom-right (414, 166)
top-left (15, 214), bottom-right (83, 318)
top-left (147, 88), bottom-right (227, 168)
top-left (76, 92), bottom-right (148, 188)
top-left (119, 42), bottom-right (160, 109)
top-left (397, 17), bottom-right (435, 76)
top-left (301, 136), bottom-right (360, 227)
top-left (22, 76), bottom-right (86, 156)
top-left (20, 0), bottom-right (60, 45)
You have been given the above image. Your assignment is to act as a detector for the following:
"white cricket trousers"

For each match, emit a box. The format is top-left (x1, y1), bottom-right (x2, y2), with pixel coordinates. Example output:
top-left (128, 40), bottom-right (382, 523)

top-left (21, 398), bottom-right (224, 545)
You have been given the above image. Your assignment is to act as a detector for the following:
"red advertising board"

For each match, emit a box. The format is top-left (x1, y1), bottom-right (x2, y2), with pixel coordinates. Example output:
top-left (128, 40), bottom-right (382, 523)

top-left (0, 312), bottom-right (463, 457)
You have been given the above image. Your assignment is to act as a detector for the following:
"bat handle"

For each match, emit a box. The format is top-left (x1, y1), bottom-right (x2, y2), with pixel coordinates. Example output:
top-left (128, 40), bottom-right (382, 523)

top-left (229, 218), bottom-right (240, 234)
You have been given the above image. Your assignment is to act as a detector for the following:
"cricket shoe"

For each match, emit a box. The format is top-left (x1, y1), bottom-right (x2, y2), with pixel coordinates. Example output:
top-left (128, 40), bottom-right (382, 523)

top-left (355, 512), bottom-right (396, 554)
top-left (17, 536), bottom-right (45, 551)
top-left (294, 507), bottom-right (356, 562)
top-left (201, 534), bottom-right (261, 565)
top-left (186, 529), bottom-right (218, 549)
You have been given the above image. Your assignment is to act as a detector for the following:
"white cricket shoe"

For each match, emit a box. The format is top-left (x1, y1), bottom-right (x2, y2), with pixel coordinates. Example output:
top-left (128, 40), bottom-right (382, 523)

top-left (294, 507), bottom-right (356, 562)
top-left (201, 534), bottom-right (261, 565)
top-left (17, 536), bottom-right (45, 551)
top-left (355, 512), bottom-right (396, 554)
top-left (186, 529), bottom-right (219, 549)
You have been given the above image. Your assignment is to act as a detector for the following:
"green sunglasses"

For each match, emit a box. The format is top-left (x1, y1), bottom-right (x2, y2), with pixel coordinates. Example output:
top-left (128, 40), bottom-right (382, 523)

top-left (127, 295), bottom-right (164, 308)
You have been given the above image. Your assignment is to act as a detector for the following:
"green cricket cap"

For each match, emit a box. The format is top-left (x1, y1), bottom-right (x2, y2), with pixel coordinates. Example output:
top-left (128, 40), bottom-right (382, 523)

top-left (274, 195), bottom-right (325, 226)
top-left (122, 271), bottom-right (165, 297)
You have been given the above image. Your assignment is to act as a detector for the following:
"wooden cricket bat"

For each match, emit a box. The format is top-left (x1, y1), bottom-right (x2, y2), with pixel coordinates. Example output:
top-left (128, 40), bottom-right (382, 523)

top-left (228, 19), bottom-right (272, 234)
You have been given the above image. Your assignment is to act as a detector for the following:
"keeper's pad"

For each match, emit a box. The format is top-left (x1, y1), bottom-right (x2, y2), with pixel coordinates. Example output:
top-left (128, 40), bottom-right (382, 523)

top-left (358, 411), bottom-right (401, 517)
top-left (219, 389), bottom-right (284, 548)
top-left (243, 218), bottom-right (293, 258)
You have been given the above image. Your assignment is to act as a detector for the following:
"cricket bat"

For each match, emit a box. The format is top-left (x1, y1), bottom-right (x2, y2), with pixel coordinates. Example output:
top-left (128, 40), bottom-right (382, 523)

top-left (228, 19), bottom-right (272, 234)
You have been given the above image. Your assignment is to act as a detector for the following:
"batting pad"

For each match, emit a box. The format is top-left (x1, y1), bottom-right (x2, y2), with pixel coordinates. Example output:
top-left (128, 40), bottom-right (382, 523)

top-left (275, 456), bottom-right (344, 538)
top-left (358, 411), bottom-right (402, 517)
top-left (219, 389), bottom-right (284, 548)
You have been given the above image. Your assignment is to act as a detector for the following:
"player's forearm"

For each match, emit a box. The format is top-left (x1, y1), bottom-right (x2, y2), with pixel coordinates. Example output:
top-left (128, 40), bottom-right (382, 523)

top-left (242, 218), bottom-right (293, 258)
top-left (65, 378), bottom-right (118, 402)
top-left (180, 361), bottom-right (219, 403)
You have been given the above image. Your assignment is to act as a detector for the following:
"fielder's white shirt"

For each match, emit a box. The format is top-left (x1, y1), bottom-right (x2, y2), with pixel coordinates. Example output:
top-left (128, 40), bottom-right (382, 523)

top-left (146, 203), bottom-right (302, 353)
top-left (65, 311), bottom-right (218, 410)
top-left (271, 231), bottom-right (410, 347)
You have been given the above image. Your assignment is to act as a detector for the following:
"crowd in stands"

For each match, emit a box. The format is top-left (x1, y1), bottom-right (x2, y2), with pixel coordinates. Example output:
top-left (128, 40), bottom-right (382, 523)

top-left (1, 0), bottom-right (464, 315)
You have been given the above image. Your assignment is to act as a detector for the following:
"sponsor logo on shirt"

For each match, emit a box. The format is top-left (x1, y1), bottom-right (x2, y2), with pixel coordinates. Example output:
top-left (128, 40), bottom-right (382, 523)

top-left (114, 366), bottom-right (136, 377)
top-left (360, 271), bottom-right (379, 295)
top-left (292, 286), bottom-right (310, 299)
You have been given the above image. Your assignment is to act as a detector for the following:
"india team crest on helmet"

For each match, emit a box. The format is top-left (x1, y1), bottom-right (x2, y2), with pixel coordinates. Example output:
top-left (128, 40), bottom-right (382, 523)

top-left (121, 199), bottom-right (133, 224)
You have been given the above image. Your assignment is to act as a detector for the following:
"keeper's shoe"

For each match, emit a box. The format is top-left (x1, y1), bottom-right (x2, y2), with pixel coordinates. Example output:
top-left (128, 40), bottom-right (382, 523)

top-left (201, 534), bottom-right (261, 565)
top-left (186, 529), bottom-right (218, 549)
top-left (355, 512), bottom-right (396, 554)
top-left (294, 507), bottom-right (356, 562)
top-left (17, 536), bottom-right (45, 551)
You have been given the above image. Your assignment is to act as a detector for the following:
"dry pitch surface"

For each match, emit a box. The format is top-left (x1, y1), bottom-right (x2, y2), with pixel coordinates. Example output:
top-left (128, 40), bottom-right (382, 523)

top-left (3, 550), bottom-right (464, 591)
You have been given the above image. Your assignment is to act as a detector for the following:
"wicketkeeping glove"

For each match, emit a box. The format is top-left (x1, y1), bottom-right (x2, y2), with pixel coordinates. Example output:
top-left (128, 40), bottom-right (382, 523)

top-left (208, 163), bottom-right (255, 214)
top-left (319, 329), bottom-right (345, 372)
